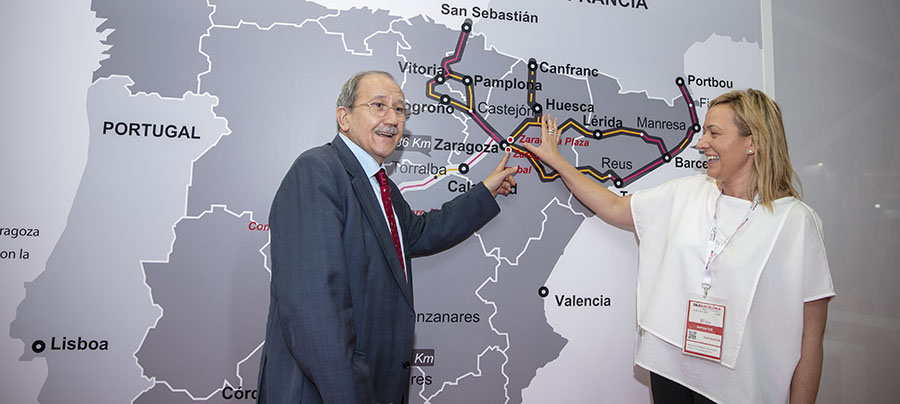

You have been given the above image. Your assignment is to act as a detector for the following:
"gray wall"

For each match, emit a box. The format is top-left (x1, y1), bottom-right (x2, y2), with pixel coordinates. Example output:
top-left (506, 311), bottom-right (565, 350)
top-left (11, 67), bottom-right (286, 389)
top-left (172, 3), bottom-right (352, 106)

top-left (772, 1), bottom-right (900, 402)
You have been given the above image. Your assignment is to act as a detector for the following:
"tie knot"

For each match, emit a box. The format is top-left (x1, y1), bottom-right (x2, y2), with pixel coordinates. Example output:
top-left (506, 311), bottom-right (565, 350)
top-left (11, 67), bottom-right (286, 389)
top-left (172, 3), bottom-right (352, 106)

top-left (375, 168), bottom-right (388, 186)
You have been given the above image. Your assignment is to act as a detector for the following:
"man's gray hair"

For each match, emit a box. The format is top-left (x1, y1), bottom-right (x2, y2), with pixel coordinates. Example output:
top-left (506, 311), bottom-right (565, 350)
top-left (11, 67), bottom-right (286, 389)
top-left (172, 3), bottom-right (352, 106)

top-left (336, 70), bottom-right (396, 108)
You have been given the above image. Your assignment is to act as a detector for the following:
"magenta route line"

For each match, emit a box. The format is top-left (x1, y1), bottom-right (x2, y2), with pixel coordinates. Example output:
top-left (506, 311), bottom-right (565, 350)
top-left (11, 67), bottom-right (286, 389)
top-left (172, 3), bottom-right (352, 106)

top-left (639, 133), bottom-right (666, 154)
top-left (442, 32), bottom-right (468, 74)
top-left (400, 176), bottom-right (436, 192)
top-left (624, 158), bottom-right (664, 182)
top-left (470, 112), bottom-right (504, 143)
top-left (679, 84), bottom-right (698, 123)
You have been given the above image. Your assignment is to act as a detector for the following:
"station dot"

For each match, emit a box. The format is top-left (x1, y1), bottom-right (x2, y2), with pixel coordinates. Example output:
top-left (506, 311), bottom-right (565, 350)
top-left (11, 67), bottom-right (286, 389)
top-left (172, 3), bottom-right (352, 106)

top-left (435, 75), bottom-right (445, 84)
top-left (676, 77), bottom-right (685, 86)
top-left (458, 163), bottom-right (470, 174)
top-left (538, 286), bottom-right (549, 298)
top-left (693, 124), bottom-right (701, 131)
top-left (32, 340), bottom-right (45, 353)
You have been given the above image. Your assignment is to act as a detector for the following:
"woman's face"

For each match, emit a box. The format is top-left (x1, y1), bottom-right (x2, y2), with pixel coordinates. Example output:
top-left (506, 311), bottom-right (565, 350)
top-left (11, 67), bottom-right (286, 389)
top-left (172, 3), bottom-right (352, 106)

top-left (696, 104), bottom-right (755, 191)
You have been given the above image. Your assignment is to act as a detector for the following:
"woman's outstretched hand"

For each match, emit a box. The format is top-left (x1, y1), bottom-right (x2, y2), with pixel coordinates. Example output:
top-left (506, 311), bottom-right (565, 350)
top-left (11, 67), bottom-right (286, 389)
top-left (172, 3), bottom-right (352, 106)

top-left (522, 114), bottom-right (564, 169)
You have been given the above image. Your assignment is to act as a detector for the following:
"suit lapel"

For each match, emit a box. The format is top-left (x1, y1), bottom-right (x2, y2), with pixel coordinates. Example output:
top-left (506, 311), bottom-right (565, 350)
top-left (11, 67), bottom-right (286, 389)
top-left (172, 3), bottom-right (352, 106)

top-left (331, 137), bottom-right (414, 308)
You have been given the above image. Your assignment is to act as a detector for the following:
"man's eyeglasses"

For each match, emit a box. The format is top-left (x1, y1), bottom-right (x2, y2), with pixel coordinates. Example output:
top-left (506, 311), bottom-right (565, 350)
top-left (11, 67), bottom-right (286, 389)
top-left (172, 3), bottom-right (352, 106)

top-left (351, 101), bottom-right (412, 121)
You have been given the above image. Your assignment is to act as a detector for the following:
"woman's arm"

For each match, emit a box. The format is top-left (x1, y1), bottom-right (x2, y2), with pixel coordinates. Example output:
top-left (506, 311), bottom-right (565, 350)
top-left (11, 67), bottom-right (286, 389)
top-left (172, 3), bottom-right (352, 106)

top-left (523, 115), bottom-right (634, 228)
top-left (790, 297), bottom-right (830, 403)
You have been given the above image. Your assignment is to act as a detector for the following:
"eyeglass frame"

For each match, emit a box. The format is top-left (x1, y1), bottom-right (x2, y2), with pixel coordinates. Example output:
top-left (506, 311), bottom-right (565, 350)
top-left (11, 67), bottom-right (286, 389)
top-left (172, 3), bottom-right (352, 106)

top-left (350, 100), bottom-right (412, 121)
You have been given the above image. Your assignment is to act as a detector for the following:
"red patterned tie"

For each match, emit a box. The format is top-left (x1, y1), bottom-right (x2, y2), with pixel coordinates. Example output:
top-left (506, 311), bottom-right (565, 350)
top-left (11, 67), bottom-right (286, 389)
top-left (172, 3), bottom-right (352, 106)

top-left (375, 169), bottom-right (406, 282)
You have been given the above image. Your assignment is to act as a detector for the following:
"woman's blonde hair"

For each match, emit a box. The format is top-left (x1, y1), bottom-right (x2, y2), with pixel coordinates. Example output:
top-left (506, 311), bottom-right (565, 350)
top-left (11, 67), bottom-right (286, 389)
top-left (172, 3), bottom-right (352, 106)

top-left (709, 89), bottom-right (801, 208)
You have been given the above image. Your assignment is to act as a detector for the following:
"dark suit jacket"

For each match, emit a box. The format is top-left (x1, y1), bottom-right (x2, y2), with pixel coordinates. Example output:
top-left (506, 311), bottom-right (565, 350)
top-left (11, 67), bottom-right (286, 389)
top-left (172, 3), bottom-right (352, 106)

top-left (257, 135), bottom-right (500, 404)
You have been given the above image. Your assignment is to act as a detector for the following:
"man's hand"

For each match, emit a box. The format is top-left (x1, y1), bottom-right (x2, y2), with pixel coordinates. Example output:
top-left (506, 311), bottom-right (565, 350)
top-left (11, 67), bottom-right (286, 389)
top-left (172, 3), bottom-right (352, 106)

top-left (482, 151), bottom-right (518, 197)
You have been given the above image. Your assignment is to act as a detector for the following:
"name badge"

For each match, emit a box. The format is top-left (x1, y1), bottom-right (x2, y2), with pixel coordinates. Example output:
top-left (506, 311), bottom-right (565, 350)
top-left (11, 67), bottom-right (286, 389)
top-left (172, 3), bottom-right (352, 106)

top-left (682, 294), bottom-right (726, 362)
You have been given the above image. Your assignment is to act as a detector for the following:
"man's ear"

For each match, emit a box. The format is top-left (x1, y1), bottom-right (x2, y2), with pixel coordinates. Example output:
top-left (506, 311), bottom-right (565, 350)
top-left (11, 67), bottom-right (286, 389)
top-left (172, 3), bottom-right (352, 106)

top-left (336, 107), bottom-right (350, 133)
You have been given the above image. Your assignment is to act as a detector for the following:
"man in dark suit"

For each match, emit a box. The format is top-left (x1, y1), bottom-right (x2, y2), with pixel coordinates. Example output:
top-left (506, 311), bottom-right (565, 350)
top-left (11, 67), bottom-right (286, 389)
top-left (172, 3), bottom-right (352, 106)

top-left (257, 71), bottom-right (517, 404)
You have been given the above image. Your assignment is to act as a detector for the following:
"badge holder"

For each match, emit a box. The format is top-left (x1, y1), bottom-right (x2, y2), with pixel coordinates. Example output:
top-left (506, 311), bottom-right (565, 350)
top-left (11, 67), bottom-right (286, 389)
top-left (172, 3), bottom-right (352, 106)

top-left (682, 292), bottom-right (726, 362)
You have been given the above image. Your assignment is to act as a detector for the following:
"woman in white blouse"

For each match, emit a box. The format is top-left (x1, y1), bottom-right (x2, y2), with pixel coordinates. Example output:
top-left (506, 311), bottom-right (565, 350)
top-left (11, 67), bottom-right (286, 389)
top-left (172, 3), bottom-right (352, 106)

top-left (523, 89), bottom-right (833, 404)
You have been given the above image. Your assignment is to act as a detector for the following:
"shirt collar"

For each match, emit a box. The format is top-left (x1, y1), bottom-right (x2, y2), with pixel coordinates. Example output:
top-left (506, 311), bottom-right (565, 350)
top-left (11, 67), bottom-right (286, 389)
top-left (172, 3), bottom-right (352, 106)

top-left (338, 133), bottom-right (385, 178)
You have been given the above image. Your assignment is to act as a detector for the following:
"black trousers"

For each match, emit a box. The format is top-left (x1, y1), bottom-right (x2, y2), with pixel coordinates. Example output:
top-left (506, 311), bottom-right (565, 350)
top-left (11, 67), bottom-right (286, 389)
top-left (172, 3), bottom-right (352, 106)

top-left (650, 372), bottom-right (716, 404)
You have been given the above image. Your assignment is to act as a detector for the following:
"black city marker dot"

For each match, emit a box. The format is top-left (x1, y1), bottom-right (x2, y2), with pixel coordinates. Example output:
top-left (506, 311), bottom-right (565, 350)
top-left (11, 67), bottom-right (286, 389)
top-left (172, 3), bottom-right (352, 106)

top-left (32, 340), bottom-right (46, 353)
top-left (532, 103), bottom-right (542, 114)
top-left (528, 60), bottom-right (537, 71)
top-left (615, 180), bottom-right (623, 188)
top-left (693, 123), bottom-right (701, 132)
top-left (593, 129), bottom-right (602, 137)
top-left (461, 20), bottom-right (472, 33)
top-left (458, 163), bottom-right (470, 174)
top-left (440, 95), bottom-right (451, 105)
top-left (676, 77), bottom-right (685, 86)
top-left (663, 154), bottom-right (671, 162)
top-left (499, 141), bottom-right (509, 150)
top-left (538, 286), bottom-right (549, 298)
top-left (435, 75), bottom-right (445, 85)
top-left (462, 75), bottom-right (473, 85)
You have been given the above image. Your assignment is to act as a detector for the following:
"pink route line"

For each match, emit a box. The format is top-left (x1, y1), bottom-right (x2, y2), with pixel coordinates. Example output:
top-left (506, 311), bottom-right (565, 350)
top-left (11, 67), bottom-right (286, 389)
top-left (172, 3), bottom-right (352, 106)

top-left (640, 133), bottom-right (667, 154)
top-left (442, 32), bottom-right (468, 74)
top-left (470, 112), bottom-right (504, 143)
top-left (623, 84), bottom-right (699, 183)
top-left (400, 176), bottom-right (436, 192)
top-left (667, 84), bottom-right (699, 155)
top-left (624, 158), bottom-right (664, 182)
top-left (600, 128), bottom-right (666, 155)
top-left (680, 84), bottom-right (698, 123)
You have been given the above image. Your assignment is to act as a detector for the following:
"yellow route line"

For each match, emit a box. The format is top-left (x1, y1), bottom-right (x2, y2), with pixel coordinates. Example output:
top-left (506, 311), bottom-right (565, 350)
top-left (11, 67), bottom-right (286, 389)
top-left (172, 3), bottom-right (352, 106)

top-left (506, 144), bottom-right (558, 180)
top-left (570, 123), bottom-right (592, 136)
top-left (559, 121), bottom-right (580, 132)
top-left (509, 120), bottom-right (593, 142)
top-left (535, 163), bottom-right (560, 180)
top-left (508, 144), bottom-right (526, 153)
top-left (528, 68), bottom-right (536, 103)
top-left (450, 100), bottom-right (467, 110)
top-left (430, 74), bottom-right (474, 111)
top-left (603, 128), bottom-right (642, 137)
top-left (429, 167), bottom-right (459, 180)
top-left (584, 169), bottom-right (609, 181)
top-left (510, 121), bottom-right (540, 139)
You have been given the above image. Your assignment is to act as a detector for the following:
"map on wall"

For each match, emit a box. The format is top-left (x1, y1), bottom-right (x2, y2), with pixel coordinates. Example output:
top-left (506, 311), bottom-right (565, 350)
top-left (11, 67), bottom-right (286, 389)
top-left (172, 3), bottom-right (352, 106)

top-left (8, 1), bottom-right (766, 403)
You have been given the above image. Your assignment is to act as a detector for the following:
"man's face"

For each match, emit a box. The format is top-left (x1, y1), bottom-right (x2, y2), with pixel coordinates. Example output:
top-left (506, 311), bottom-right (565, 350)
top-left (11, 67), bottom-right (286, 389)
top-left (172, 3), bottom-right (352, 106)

top-left (337, 74), bottom-right (405, 164)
